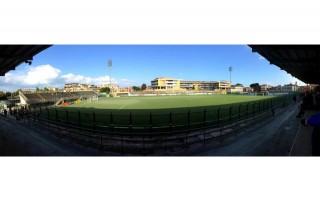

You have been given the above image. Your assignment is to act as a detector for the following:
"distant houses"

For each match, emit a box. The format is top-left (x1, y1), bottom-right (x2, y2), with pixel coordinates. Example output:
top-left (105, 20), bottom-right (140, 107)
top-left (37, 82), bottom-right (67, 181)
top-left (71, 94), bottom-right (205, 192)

top-left (148, 77), bottom-right (313, 94)
top-left (64, 83), bottom-right (100, 92)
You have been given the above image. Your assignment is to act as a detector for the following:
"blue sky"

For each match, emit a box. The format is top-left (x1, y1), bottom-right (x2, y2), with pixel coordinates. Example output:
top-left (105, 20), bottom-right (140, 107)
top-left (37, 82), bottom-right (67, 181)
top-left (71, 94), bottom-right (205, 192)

top-left (0, 45), bottom-right (305, 92)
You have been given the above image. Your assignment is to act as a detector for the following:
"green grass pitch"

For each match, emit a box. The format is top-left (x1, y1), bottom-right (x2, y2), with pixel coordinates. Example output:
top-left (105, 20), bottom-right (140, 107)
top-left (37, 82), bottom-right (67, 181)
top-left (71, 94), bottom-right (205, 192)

top-left (68, 95), bottom-right (272, 110)
top-left (44, 94), bottom-right (283, 132)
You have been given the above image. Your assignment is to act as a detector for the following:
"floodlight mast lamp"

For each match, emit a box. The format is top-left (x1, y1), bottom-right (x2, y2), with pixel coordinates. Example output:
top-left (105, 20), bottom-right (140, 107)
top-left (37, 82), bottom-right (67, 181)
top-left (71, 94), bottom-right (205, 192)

top-left (229, 66), bottom-right (232, 91)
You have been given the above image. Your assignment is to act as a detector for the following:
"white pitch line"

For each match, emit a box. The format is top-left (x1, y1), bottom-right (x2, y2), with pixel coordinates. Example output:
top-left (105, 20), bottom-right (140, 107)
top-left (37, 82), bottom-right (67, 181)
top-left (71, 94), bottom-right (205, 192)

top-left (118, 100), bottom-right (133, 110)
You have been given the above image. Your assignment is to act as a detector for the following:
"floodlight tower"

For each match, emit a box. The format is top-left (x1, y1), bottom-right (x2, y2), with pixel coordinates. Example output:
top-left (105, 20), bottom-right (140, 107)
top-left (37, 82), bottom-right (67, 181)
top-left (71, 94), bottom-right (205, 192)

top-left (108, 59), bottom-right (112, 93)
top-left (229, 66), bottom-right (232, 92)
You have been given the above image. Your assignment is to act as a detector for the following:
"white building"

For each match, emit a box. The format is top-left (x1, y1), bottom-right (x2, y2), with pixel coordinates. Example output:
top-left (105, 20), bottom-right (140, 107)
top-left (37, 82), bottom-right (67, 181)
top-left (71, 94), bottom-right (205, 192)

top-left (46, 87), bottom-right (59, 91)
top-left (274, 84), bottom-right (298, 92)
top-left (101, 83), bottom-right (119, 91)
top-left (281, 84), bottom-right (298, 92)
top-left (260, 84), bottom-right (272, 92)
top-left (227, 86), bottom-right (244, 93)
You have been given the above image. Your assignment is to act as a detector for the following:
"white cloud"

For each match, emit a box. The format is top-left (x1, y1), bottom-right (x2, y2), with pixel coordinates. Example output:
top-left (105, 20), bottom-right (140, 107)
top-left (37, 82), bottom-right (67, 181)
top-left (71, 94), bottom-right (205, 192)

top-left (258, 55), bottom-right (265, 60)
top-left (3, 64), bottom-right (61, 86)
top-left (60, 73), bottom-right (138, 87)
top-left (24, 65), bottom-right (61, 85)
top-left (95, 76), bottom-right (112, 84)
top-left (0, 64), bottom-right (138, 92)
top-left (61, 73), bottom-right (94, 84)
top-left (0, 64), bottom-right (61, 91)
top-left (60, 73), bottom-right (112, 85)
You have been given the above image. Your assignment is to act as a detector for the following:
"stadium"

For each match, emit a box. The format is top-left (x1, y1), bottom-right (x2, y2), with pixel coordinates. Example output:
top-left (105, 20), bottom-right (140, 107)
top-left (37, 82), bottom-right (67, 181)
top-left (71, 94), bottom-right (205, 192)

top-left (0, 45), bottom-right (319, 156)
top-left (15, 88), bottom-right (294, 154)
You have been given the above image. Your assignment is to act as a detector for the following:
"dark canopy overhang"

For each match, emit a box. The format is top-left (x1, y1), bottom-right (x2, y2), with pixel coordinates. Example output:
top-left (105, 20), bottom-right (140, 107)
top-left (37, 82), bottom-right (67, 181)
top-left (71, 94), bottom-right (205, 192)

top-left (249, 45), bottom-right (320, 84)
top-left (0, 45), bottom-right (51, 76)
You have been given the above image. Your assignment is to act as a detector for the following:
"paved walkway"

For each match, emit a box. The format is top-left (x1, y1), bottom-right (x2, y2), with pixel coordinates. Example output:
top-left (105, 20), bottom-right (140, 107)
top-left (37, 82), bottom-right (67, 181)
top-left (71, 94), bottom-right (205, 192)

top-left (0, 116), bottom-right (119, 156)
top-left (179, 102), bottom-right (305, 156)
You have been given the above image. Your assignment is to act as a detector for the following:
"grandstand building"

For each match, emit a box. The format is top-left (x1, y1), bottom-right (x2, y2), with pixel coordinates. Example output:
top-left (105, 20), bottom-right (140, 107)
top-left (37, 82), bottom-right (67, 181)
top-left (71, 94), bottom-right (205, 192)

top-left (180, 81), bottom-right (218, 90)
top-left (180, 80), bottom-right (230, 91)
top-left (151, 77), bottom-right (181, 90)
top-left (19, 91), bottom-right (99, 106)
top-left (151, 77), bottom-right (231, 91)
top-left (215, 80), bottom-right (230, 90)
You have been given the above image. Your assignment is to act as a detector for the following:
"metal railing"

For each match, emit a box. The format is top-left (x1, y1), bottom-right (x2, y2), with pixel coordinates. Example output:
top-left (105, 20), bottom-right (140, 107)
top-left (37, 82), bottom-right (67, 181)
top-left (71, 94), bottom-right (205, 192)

top-left (24, 95), bottom-right (295, 155)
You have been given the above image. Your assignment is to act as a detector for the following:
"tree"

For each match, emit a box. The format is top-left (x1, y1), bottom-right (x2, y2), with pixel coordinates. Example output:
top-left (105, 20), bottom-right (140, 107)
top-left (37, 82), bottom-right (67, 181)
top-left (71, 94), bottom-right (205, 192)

top-left (44, 87), bottom-right (49, 91)
top-left (132, 86), bottom-right (141, 91)
top-left (250, 83), bottom-right (261, 92)
top-left (100, 87), bottom-right (110, 94)
top-left (0, 91), bottom-right (6, 100)
top-left (235, 83), bottom-right (243, 87)
top-left (12, 89), bottom-right (21, 96)
top-left (141, 83), bottom-right (147, 91)
top-left (36, 87), bottom-right (40, 92)
top-left (5, 92), bottom-right (12, 97)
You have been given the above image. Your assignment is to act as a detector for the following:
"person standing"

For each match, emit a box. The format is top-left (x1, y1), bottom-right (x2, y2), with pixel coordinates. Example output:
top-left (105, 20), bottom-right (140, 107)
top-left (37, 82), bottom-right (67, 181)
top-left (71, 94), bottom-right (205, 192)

top-left (296, 91), bottom-right (314, 118)
top-left (301, 113), bottom-right (320, 156)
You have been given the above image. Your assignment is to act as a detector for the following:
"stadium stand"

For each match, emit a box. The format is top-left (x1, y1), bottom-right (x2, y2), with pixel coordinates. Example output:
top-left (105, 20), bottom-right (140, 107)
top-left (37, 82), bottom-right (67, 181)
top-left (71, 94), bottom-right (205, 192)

top-left (19, 91), bottom-right (98, 106)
